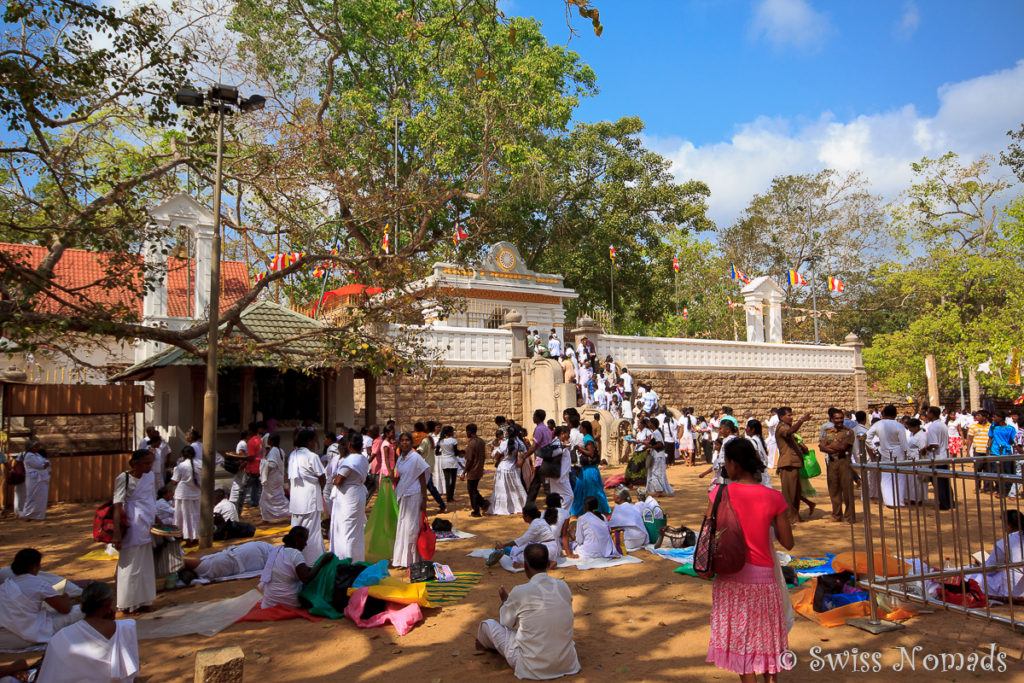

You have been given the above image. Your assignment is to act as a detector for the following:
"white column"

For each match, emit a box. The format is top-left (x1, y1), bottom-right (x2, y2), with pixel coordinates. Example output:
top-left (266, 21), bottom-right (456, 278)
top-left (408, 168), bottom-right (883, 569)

top-left (337, 367), bottom-right (355, 426)
top-left (766, 293), bottom-right (784, 343)
top-left (742, 293), bottom-right (764, 343)
top-left (192, 221), bottom-right (215, 318)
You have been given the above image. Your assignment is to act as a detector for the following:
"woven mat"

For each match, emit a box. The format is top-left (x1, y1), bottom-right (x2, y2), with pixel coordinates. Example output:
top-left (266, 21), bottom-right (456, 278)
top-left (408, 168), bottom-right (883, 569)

top-left (425, 572), bottom-right (482, 607)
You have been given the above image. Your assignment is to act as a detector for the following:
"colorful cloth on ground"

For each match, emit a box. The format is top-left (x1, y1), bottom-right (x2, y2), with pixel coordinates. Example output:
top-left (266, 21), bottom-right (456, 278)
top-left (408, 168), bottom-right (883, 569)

top-left (344, 586), bottom-right (422, 636)
top-left (297, 555), bottom-right (370, 619)
top-left (237, 603), bottom-right (324, 623)
top-left (424, 572), bottom-right (482, 607)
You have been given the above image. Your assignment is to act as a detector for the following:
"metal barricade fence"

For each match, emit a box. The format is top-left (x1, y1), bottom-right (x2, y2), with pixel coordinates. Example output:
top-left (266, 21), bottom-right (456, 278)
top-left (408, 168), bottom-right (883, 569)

top-left (849, 454), bottom-right (1024, 633)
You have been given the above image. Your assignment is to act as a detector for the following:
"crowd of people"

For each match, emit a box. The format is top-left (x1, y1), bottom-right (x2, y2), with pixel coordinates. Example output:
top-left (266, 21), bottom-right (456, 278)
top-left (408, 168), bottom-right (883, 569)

top-left (2, 377), bottom-right (1023, 682)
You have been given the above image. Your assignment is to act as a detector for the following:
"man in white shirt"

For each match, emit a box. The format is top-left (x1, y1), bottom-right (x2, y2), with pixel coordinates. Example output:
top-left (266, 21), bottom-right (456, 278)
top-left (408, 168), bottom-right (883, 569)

top-left (619, 368), bottom-right (633, 403)
top-left (867, 405), bottom-right (909, 507)
top-left (921, 405), bottom-right (954, 510)
top-left (477, 544), bottom-right (580, 680)
top-left (547, 330), bottom-right (561, 359)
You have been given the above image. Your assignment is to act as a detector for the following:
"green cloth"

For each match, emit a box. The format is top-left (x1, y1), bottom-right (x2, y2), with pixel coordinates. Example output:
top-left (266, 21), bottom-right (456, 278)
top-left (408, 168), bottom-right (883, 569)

top-left (298, 555), bottom-right (373, 618)
top-left (365, 476), bottom-right (399, 562)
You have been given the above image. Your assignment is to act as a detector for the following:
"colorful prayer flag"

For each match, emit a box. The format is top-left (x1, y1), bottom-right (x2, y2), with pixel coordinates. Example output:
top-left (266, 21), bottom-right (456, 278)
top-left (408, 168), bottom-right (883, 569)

top-left (682, 307), bottom-right (689, 319)
top-left (729, 263), bottom-right (750, 284)
top-left (673, 256), bottom-right (679, 272)
top-left (382, 223), bottom-right (390, 254)
top-left (453, 222), bottom-right (468, 244)
top-left (788, 269), bottom-right (807, 286)
top-left (828, 276), bottom-right (845, 293)
top-left (254, 271), bottom-right (267, 284)
top-left (609, 245), bottom-right (616, 260)
top-left (1014, 392), bottom-right (1024, 405)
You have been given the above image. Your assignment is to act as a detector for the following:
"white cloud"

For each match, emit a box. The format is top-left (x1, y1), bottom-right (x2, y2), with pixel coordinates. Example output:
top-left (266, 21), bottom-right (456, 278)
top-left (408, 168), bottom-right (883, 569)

top-left (896, 0), bottom-right (920, 39)
top-left (750, 0), bottom-right (830, 51)
top-left (650, 60), bottom-right (1024, 227)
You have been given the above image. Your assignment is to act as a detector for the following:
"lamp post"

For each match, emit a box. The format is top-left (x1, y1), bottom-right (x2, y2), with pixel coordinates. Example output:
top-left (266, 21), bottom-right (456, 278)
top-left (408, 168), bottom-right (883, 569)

top-left (175, 84), bottom-right (265, 548)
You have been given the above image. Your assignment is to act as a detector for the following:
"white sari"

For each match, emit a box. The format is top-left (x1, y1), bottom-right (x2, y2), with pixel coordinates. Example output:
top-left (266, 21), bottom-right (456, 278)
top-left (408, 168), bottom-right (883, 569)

top-left (574, 512), bottom-right (620, 560)
top-left (20, 451), bottom-right (50, 520)
top-left (392, 452), bottom-right (430, 567)
top-left (259, 446), bottom-right (290, 522)
top-left (490, 440), bottom-right (527, 516)
top-left (330, 452), bottom-right (369, 562)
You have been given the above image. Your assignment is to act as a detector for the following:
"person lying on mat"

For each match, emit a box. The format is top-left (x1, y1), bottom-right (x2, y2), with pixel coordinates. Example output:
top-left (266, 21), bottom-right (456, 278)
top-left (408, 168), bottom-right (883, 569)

top-left (476, 543), bottom-right (580, 681)
top-left (35, 581), bottom-right (139, 683)
top-left (257, 527), bottom-right (326, 609)
top-left (608, 487), bottom-right (648, 552)
top-left (178, 541), bottom-right (275, 585)
top-left (565, 497), bottom-right (621, 560)
top-left (0, 549), bottom-right (83, 645)
top-left (964, 510), bottom-right (1024, 601)
top-left (487, 503), bottom-right (559, 569)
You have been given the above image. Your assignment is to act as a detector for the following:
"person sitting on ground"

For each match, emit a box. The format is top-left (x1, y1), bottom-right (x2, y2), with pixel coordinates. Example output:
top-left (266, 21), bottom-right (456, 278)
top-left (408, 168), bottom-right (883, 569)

top-left (476, 543), bottom-right (581, 681)
top-left (608, 487), bottom-right (648, 552)
top-left (35, 581), bottom-right (139, 683)
top-left (0, 549), bottom-right (83, 645)
top-left (258, 527), bottom-right (327, 609)
top-left (178, 541), bottom-right (276, 586)
top-left (964, 510), bottom-right (1024, 601)
top-left (545, 493), bottom-right (570, 557)
top-left (634, 486), bottom-right (664, 520)
top-left (212, 488), bottom-right (239, 523)
top-left (487, 503), bottom-right (559, 569)
top-left (566, 497), bottom-right (621, 560)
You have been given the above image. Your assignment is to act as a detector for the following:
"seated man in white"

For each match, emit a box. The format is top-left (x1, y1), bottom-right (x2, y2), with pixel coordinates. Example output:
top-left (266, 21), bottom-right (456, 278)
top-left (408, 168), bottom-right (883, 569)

top-left (487, 503), bottom-right (560, 569)
top-left (178, 541), bottom-right (275, 585)
top-left (476, 543), bottom-right (581, 681)
top-left (566, 496), bottom-right (620, 560)
top-left (965, 510), bottom-right (1024, 601)
top-left (36, 581), bottom-right (139, 683)
top-left (608, 487), bottom-right (648, 552)
top-left (258, 527), bottom-right (327, 609)
top-left (0, 549), bottom-right (83, 646)
top-left (212, 487), bottom-right (239, 522)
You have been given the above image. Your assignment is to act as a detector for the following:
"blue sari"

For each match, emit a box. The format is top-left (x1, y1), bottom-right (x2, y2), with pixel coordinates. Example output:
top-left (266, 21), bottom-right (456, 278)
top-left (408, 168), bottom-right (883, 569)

top-left (570, 436), bottom-right (610, 516)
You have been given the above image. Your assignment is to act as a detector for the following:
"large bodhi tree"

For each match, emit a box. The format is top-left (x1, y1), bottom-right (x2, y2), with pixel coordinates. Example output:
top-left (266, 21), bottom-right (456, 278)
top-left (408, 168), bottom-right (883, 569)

top-left (0, 0), bottom-right (599, 373)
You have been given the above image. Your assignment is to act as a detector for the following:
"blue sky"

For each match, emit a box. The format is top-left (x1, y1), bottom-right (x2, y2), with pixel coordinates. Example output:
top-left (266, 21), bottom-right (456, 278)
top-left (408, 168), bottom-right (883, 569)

top-left (509, 0), bottom-right (1024, 225)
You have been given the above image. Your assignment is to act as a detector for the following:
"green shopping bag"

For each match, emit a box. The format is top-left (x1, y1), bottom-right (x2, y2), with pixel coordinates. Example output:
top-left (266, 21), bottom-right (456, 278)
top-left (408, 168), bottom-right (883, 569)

top-left (365, 476), bottom-right (399, 563)
top-left (643, 507), bottom-right (666, 544)
top-left (798, 449), bottom-right (822, 479)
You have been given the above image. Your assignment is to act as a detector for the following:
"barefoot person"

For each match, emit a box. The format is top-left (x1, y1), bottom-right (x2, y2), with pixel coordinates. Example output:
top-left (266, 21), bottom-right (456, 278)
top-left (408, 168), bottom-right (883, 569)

top-left (288, 429), bottom-right (327, 567)
top-left (392, 433), bottom-right (430, 569)
top-left (178, 541), bottom-right (275, 585)
top-left (111, 449), bottom-right (157, 615)
top-left (36, 582), bottom-right (139, 683)
top-left (476, 543), bottom-right (580, 680)
top-left (0, 549), bottom-right (82, 645)
top-left (329, 432), bottom-right (370, 562)
top-left (258, 527), bottom-right (326, 609)
top-left (706, 438), bottom-right (794, 682)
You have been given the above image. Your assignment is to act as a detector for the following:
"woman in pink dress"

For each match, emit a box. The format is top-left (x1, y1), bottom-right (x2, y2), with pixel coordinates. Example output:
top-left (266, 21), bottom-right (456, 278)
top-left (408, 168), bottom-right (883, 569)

top-left (706, 438), bottom-right (794, 682)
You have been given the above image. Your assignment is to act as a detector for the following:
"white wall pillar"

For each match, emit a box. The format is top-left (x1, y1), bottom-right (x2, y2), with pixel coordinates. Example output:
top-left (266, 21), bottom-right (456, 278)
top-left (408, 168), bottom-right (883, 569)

top-left (337, 367), bottom-right (355, 427)
top-left (192, 222), bottom-right (215, 317)
top-left (742, 293), bottom-right (764, 343)
top-left (766, 293), bottom-right (784, 343)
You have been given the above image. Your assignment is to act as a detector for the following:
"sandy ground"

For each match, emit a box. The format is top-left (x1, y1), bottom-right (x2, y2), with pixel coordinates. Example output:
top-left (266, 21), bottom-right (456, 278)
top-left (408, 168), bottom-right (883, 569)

top-left (2, 461), bottom-right (1024, 682)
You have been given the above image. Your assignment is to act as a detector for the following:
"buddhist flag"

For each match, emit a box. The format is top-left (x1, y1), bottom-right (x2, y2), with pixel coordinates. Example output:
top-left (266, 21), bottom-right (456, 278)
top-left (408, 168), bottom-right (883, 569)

top-left (828, 276), bottom-right (845, 293)
top-left (609, 245), bottom-right (616, 260)
top-left (254, 271), bottom-right (267, 284)
top-left (1014, 392), bottom-right (1024, 406)
top-left (673, 256), bottom-right (679, 272)
top-left (382, 224), bottom-right (390, 254)
top-left (788, 269), bottom-right (807, 286)
top-left (682, 307), bottom-right (689, 319)
top-left (729, 263), bottom-right (750, 284)
top-left (453, 222), bottom-right (468, 244)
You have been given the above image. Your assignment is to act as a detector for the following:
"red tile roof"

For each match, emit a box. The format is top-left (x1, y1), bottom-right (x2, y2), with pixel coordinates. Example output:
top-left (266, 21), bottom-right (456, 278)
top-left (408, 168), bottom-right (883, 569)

top-left (0, 242), bottom-right (250, 318)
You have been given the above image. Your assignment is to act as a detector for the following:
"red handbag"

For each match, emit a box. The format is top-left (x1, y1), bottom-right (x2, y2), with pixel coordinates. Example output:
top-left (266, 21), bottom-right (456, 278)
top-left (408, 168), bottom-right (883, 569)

top-left (693, 484), bottom-right (746, 579)
top-left (93, 472), bottom-right (130, 543)
top-left (416, 512), bottom-right (436, 561)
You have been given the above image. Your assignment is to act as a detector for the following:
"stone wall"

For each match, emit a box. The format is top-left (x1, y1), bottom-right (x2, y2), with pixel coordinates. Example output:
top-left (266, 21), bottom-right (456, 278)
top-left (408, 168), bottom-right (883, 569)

top-left (12, 414), bottom-right (128, 454)
top-left (636, 369), bottom-right (857, 439)
top-left (354, 368), bottom-right (515, 438)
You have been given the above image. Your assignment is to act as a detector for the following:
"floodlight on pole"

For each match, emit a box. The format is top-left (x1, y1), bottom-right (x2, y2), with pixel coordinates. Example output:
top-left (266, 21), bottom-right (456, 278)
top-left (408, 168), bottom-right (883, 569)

top-left (174, 83), bottom-right (264, 549)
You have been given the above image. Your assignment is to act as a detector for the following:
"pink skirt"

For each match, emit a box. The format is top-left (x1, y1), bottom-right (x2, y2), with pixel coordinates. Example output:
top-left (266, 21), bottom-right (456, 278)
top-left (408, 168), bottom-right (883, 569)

top-left (949, 435), bottom-right (962, 456)
top-left (707, 563), bottom-right (788, 675)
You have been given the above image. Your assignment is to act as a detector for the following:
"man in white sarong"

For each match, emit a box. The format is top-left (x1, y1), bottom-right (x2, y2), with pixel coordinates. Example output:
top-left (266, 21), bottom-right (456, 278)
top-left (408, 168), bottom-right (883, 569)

top-left (867, 405), bottom-right (909, 507)
top-left (178, 541), bottom-right (275, 584)
top-left (18, 441), bottom-right (50, 521)
top-left (476, 544), bottom-right (581, 681)
top-left (36, 582), bottom-right (139, 683)
top-left (288, 429), bottom-right (327, 566)
top-left (765, 409), bottom-right (780, 469)
top-left (330, 433), bottom-right (370, 562)
top-left (608, 488), bottom-right (648, 551)
top-left (0, 549), bottom-right (82, 646)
